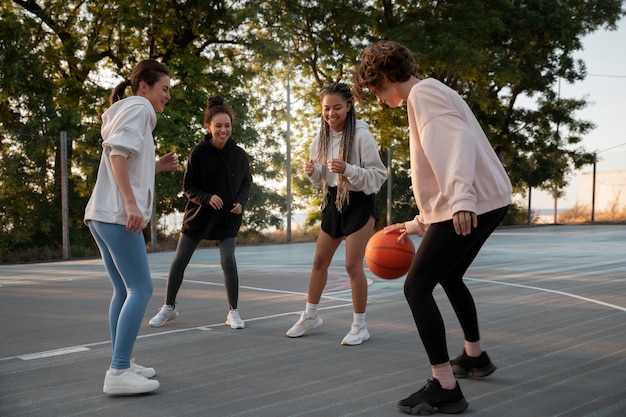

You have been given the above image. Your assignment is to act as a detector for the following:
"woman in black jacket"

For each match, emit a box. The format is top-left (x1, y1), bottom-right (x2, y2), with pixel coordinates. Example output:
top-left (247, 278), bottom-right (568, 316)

top-left (150, 95), bottom-right (252, 329)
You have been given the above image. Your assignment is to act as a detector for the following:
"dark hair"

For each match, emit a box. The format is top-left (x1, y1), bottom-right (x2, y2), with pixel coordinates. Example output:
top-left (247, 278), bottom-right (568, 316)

top-left (315, 82), bottom-right (356, 212)
top-left (352, 41), bottom-right (418, 103)
top-left (204, 95), bottom-right (235, 125)
top-left (109, 59), bottom-right (170, 105)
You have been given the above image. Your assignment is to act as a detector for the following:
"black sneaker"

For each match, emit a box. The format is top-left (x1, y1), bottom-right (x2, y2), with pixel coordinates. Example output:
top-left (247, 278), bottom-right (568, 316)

top-left (450, 350), bottom-right (497, 378)
top-left (397, 378), bottom-right (469, 415)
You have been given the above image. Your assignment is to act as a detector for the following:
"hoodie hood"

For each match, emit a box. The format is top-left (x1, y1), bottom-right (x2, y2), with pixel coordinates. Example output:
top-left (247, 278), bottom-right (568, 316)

top-left (200, 134), bottom-right (237, 152)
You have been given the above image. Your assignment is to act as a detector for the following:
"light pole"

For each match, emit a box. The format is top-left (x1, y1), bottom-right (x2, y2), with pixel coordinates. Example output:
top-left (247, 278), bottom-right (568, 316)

top-left (285, 41), bottom-right (292, 242)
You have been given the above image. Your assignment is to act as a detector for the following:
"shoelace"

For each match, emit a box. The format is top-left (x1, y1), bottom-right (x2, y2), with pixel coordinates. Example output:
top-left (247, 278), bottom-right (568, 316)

top-left (422, 379), bottom-right (436, 392)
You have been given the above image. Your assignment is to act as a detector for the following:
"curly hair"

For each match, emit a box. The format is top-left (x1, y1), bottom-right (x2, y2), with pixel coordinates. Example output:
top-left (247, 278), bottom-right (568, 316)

top-left (204, 95), bottom-right (235, 125)
top-left (352, 41), bottom-right (417, 103)
top-left (314, 82), bottom-right (356, 212)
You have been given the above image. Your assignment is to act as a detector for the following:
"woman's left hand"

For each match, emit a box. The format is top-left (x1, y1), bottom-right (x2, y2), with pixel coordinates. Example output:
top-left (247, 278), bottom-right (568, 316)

top-left (156, 151), bottom-right (179, 173)
top-left (327, 158), bottom-right (345, 174)
top-left (230, 203), bottom-right (243, 214)
top-left (453, 210), bottom-right (477, 236)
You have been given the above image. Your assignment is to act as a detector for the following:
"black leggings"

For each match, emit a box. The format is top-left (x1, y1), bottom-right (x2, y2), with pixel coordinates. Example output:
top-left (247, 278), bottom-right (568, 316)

top-left (165, 233), bottom-right (239, 309)
top-left (404, 206), bottom-right (508, 365)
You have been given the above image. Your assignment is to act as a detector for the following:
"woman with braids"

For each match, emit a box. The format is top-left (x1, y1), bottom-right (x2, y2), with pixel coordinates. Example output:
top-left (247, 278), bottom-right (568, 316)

top-left (84, 59), bottom-right (179, 395)
top-left (286, 82), bottom-right (387, 345)
top-left (149, 95), bottom-right (252, 330)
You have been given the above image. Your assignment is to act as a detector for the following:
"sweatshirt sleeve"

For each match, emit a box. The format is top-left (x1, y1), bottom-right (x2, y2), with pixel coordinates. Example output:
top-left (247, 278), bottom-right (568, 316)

top-left (102, 104), bottom-right (151, 159)
top-left (420, 112), bottom-right (478, 214)
top-left (235, 149), bottom-right (252, 206)
top-left (342, 126), bottom-right (387, 194)
top-left (411, 83), bottom-right (478, 215)
top-left (307, 134), bottom-right (324, 189)
top-left (183, 148), bottom-right (212, 206)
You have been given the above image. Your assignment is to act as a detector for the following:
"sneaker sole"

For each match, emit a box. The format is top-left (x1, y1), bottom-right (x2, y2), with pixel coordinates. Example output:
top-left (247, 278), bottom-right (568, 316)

top-left (341, 331), bottom-right (370, 346)
top-left (149, 311), bottom-right (179, 328)
top-left (286, 318), bottom-right (323, 337)
top-left (398, 398), bottom-right (469, 415)
top-left (452, 363), bottom-right (497, 378)
top-left (103, 381), bottom-right (160, 395)
top-left (226, 321), bottom-right (245, 329)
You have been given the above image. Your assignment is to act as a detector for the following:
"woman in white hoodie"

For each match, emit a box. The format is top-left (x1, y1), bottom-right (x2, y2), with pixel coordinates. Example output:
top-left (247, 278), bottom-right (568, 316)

top-left (285, 82), bottom-right (387, 345)
top-left (354, 41), bottom-right (512, 415)
top-left (84, 59), bottom-right (179, 395)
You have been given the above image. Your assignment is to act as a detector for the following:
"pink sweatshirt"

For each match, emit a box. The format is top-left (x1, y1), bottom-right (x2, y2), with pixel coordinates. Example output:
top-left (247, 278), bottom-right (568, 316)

top-left (405, 78), bottom-right (512, 227)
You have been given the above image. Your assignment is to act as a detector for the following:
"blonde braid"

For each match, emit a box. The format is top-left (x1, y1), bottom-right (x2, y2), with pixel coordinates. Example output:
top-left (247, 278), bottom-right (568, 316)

top-left (316, 83), bottom-right (356, 212)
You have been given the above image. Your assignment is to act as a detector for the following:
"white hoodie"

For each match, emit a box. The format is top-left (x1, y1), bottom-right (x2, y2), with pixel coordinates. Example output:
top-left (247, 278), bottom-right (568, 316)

top-left (84, 96), bottom-right (157, 226)
top-left (307, 119), bottom-right (387, 194)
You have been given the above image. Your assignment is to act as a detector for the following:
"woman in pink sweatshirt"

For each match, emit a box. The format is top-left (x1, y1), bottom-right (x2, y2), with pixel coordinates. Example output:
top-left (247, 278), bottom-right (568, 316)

top-left (353, 41), bottom-right (512, 415)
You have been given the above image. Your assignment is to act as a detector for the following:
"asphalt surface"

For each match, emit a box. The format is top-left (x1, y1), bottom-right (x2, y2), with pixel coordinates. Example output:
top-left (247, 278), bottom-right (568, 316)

top-left (1, 224), bottom-right (625, 417)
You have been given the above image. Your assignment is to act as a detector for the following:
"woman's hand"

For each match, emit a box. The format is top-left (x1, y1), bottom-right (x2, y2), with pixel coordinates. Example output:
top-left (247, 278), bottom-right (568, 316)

top-left (124, 203), bottom-right (144, 234)
top-left (327, 158), bottom-right (345, 174)
top-left (209, 194), bottom-right (224, 210)
top-left (230, 202), bottom-right (243, 214)
top-left (303, 159), bottom-right (314, 176)
top-left (156, 151), bottom-right (179, 173)
top-left (383, 222), bottom-right (409, 242)
top-left (453, 210), bottom-right (477, 236)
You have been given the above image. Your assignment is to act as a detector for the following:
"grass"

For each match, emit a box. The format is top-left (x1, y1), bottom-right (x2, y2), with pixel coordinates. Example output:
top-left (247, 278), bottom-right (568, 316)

top-left (557, 203), bottom-right (626, 224)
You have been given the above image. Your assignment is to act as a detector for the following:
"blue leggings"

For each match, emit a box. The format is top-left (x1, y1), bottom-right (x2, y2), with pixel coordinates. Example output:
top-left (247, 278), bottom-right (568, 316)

top-left (87, 221), bottom-right (153, 370)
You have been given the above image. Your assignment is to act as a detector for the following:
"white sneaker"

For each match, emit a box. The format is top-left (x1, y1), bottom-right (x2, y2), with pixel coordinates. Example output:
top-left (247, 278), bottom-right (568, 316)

top-left (103, 370), bottom-right (160, 395)
top-left (149, 304), bottom-right (178, 327)
top-left (341, 323), bottom-right (370, 345)
top-left (286, 312), bottom-right (323, 337)
top-left (225, 309), bottom-right (245, 329)
top-left (130, 358), bottom-right (155, 378)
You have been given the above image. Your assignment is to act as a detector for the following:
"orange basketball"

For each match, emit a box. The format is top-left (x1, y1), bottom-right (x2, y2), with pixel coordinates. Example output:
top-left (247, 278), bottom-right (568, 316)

top-left (365, 230), bottom-right (415, 279)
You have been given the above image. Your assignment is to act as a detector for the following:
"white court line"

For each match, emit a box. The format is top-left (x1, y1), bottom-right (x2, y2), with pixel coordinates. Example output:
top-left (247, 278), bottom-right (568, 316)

top-left (466, 277), bottom-right (626, 312)
top-left (18, 346), bottom-right (90, 360)
top-left (3, 278), bottom-right (624, 362)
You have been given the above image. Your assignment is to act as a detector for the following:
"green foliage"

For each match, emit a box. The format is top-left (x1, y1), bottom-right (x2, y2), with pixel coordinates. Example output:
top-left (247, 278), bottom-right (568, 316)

top-left (1, 0), bottom-right (625, 262)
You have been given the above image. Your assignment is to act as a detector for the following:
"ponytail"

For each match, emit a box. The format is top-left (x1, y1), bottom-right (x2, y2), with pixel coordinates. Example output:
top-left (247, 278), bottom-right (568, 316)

top-left (108, 60), bottom-right (170, 105)
top-left (109, 80), bottom-right (132, 105)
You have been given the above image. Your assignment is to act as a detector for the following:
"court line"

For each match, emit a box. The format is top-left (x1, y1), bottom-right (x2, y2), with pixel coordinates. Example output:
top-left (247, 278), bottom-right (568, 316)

top-left (2, 277), bottom-right (623, 362)
top-left (466, 277), bottom-right (626, 312)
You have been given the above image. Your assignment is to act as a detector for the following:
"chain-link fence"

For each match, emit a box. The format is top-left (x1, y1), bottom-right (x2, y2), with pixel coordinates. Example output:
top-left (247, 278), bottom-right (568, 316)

top-left (2, 131), bottom-right (625, 264)
top-left (0, 131), bottom-right (178, 264)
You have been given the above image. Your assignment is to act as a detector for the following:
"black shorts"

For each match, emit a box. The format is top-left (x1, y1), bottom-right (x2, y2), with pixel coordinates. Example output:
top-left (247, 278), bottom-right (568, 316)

top-left (321, 187), bottom-right (379, 238)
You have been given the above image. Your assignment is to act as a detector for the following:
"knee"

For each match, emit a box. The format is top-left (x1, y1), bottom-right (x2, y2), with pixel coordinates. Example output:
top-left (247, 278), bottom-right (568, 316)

top-left (311, 256), bottom-right (329, 272)
top-left (344, 260), bottom-right (364, 277)
top-left (143, 281), bottom-right (154, 299)
top-left (404, 277), bottom-right (425, 300)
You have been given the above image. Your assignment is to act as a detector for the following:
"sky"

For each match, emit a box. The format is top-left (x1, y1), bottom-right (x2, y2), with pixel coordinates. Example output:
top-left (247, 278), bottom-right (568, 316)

top-left (529, 21), bottom-right (626, 210)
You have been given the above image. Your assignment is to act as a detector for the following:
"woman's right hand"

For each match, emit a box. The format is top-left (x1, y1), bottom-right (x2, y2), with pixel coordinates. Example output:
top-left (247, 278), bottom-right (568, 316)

top-left (383, 222), bottom-right (409, 242)
top-left (209, 194), bottom-right (224, 209)
top-left (125, 203), bottom-right (144, 234)
top-left (303, 159), bottom-right (314, 176)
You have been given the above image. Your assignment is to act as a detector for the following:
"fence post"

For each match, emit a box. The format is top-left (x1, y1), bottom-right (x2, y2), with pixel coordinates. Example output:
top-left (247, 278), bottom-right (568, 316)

top-left (150, 193), bottom-right (157, 252)
top-left (60, 131), bottom-right (70, 260)
top-left (386, 147), bottom-right (392, 226)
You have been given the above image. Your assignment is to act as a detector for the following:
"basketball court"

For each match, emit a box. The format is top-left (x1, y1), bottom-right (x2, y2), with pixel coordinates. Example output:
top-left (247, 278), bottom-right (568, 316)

top-left (1, 224), bottom-right (624, 416)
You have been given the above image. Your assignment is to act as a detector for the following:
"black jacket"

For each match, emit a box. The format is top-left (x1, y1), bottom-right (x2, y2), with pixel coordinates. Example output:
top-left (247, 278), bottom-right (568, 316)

top-left (181, 134), bottom-right (252, 240)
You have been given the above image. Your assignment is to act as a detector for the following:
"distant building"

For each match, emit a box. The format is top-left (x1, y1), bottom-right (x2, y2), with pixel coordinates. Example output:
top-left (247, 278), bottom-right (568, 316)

top-left (577, 170), bottom-right (626, 211)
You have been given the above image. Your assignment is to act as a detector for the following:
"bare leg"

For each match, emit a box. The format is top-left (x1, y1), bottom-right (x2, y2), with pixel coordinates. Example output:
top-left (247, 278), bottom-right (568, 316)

top-left (307, 229), bottom-right (343, 304)
top-left (344, 216), bottom-right (375, 313)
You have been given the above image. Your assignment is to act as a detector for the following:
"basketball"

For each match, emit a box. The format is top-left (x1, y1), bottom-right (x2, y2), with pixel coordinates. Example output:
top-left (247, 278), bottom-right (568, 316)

top-left (365, 230), bottom-right (415, 279)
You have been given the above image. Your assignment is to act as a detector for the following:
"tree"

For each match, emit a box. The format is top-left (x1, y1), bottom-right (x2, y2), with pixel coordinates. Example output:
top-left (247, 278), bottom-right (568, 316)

top-left (371, 0), bottom-right (623, 200)
top-left (1, 0), bottom-right (624, 262)
top-left (1, 0), bottom-right (288, 260)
